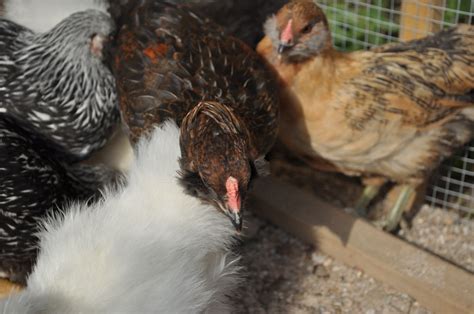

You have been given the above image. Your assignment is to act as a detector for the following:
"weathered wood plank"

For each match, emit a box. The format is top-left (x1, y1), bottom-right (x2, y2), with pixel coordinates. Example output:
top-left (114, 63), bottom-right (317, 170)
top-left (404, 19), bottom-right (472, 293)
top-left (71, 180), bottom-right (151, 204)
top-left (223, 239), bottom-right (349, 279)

top-left (249, 177), bottom-right (474, 314)
top-left (400, 0), bottom-right (444, 41)
top-left (0, 279), bottom-right (21, 299)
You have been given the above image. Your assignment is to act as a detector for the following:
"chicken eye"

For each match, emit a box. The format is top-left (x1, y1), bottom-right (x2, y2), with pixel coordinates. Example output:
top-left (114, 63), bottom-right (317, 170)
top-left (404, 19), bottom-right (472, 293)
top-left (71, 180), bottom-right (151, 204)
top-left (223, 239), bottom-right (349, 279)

top-left (301, 22), bottom-right (315, 34)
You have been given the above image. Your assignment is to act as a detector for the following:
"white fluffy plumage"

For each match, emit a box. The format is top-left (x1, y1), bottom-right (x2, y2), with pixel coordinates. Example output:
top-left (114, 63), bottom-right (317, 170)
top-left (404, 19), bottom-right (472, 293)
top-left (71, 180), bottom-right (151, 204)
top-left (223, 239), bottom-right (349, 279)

top-left (0, 121), bottom-right (240, 313)
top-left (3, 0), bottom-right (109, 33)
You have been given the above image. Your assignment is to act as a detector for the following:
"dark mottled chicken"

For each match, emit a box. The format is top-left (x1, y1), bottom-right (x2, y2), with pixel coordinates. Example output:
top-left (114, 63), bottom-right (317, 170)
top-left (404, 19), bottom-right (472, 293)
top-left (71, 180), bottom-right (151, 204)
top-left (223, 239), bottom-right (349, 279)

top-left (112, 1), bottom-right (279, 229)
top-left (106, 0), bottom-right (286, 47)
top-left (258, 0), bottom-right (474, 230)
top-left (0, 10), bottom-right (119, 161)
top-left (0, 115), bottom-right (118, 284)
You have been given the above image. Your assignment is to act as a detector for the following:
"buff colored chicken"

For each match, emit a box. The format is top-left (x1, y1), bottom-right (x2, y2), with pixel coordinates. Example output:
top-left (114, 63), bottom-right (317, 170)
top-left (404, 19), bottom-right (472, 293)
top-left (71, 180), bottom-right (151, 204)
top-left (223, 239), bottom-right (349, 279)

top-left (257, 0), bottom-right (474, 230)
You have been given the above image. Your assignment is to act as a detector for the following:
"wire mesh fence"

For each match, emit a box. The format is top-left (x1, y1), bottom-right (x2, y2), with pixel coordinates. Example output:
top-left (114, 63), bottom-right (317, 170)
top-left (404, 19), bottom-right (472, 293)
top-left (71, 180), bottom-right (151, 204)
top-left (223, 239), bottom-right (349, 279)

top-left (317, 0), bottom-right (474, 215)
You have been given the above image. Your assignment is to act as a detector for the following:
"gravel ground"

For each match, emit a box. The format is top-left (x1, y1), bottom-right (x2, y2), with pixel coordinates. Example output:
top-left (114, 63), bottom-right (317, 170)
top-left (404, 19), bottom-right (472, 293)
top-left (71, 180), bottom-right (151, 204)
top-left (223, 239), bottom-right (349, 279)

top-left (270, 152), bottom-right (474, 272)
top-left (398, 205), bottom-right (474, 273)
top-left (233, 152), bottom-right (473, 313)
top-left (235, 214), bottom-right (431, 314)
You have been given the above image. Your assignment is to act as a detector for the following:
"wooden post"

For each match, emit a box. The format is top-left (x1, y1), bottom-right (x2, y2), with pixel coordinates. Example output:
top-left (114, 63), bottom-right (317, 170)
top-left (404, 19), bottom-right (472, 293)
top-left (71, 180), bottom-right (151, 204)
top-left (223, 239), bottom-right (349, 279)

top-left (0, 279), bottom-right (21, 299)
top-left (249, 177), bottom-right (474, 314)
top-left (400, 0), bottom-right (444, 41)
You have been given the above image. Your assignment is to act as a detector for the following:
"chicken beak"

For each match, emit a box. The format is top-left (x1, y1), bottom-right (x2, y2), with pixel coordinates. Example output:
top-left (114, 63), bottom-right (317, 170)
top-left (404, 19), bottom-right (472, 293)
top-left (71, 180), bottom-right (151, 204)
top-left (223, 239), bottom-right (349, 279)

top-left (279, 19), bottom-right (294, 55)
top-left (225, 176), bottom-right (242, 231)
top-left (277, 43), bottom-right (293, 54)
top-left (227, 210), bottom-right (243, 232)
top-left (91, 34), bottom-right (105, 58)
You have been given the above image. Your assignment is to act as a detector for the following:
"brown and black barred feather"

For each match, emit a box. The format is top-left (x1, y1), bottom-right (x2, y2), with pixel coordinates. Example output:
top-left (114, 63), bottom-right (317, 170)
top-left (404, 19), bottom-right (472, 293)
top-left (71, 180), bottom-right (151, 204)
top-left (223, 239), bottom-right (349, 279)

top-left (106, 0), bottom-right (286, 47)
top-left (259, 0), bottom-right (473, 184)
top-left (178, 101), bottom-right (254, 203)
top-left (336, 24), bottom-right (474, 179)
top-left (0, 115), bottom-right (119, 284)
top-left (112, 1), bottom-right (279, 225)
top-left (113, 1), bottom-right (278, 152)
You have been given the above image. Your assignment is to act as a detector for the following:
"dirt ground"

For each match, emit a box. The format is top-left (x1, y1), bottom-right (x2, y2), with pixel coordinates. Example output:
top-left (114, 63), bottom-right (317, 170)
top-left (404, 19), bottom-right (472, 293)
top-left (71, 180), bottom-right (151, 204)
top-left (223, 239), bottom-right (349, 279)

top-left (236, 214), bottom-right (431, 313)
top-left (234, 154), bottom-right (473, 313)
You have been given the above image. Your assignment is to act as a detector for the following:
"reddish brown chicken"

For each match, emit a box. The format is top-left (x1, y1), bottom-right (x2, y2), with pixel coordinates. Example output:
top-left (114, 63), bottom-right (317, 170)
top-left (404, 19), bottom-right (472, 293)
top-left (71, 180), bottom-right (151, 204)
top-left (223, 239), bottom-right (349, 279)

top-left (105, 0), bottom-right (287, 47)
top-left (112, 1), bottom-right (279, 230)
top-left (257, 0), bottom-right (474, 230)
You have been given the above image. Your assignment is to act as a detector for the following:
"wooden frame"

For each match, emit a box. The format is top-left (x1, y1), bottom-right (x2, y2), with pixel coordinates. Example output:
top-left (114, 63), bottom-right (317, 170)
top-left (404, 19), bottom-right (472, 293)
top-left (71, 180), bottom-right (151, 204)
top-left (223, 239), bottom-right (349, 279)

top-left (249, 177), bottom-right (474, 314)
top-left (0, 279), bottom-right (20, 298)
top-left (399, 0), bottom-right (444, 41)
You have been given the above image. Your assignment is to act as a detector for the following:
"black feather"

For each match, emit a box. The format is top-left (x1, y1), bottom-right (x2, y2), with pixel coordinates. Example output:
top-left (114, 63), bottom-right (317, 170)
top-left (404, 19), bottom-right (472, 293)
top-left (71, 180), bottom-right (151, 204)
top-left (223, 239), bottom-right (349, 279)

top-left (0, 114), bottom-right (120, 284)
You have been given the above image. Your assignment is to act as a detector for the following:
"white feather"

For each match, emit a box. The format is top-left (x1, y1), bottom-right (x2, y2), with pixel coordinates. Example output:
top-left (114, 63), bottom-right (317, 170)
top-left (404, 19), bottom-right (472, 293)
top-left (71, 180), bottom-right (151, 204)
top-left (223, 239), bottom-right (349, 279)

top-left (0, 121), bottom-right (239, 313)
top-left (3, 0), bottom-right (109, 33)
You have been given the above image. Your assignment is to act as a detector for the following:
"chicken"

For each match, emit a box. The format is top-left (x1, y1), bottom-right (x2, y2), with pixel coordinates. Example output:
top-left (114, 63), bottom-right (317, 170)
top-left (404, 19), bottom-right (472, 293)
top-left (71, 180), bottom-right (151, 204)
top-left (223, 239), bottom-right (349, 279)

top-left (112, 1), bottom-right (279, 230)
top-left (2, 0), bottom-right (108, 33)
top-left (0, 115), bottom-right (118, 284)
top-left (0, 10), bottom-right (119, 161)
top-left (0, 121), bottom-right (240, 313)
top-left (106, 0), bottom-right (286, 47)
top-left (257, 0), bottom-right (474, 230)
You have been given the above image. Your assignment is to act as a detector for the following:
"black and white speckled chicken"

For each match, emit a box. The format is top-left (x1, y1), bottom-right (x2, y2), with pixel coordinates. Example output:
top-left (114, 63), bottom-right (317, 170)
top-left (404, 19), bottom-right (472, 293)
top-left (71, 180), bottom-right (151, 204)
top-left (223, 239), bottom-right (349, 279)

top-left (2, 0), bottom-right (108, 33)
top-left (0, 9), bottom-right (119, 161)
top-left (0, 121), bottom-right (239, 313)
top-left (0, 115), bottom-right (119, 284)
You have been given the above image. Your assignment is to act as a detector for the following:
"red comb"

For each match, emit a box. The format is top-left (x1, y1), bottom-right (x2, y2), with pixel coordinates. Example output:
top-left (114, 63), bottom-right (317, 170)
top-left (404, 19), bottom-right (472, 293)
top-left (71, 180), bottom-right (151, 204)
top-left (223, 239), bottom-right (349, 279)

top-left (226, 176), bottom-right (241, 212)
top-left (281, 19), bottom-right (293, 44)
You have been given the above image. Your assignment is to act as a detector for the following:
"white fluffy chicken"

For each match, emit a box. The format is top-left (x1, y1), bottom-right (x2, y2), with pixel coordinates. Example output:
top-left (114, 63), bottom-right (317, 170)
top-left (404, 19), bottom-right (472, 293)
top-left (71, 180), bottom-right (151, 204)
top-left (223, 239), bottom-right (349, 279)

top-left (0, 121), bottom-right (240, 313)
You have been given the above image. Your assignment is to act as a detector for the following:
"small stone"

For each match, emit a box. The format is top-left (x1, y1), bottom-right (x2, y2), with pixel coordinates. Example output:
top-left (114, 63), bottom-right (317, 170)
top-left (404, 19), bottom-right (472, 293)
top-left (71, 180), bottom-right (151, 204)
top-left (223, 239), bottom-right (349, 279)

top-left (389, 294), bottom-right (414, 313)
top-left (409, 301), bottom-right (431, 314)
top-left (462, 226), bottom-right (469, 235)
top-left (443, 216), bottom-right (454, 225)
top-left (323, 258), bottom-right (333, 267)
top-left (311, 252), bottom-right (326, 265)
top-left (318, 306), bottom-right (331, 314)
top-left (342, 298), bottom-right (353, 308)
top-left (300, 295), bottom-right (320, 308)
top-left (313, 265), bottom-right (330, 279)
top-left (365, 309), bottom-right (376, 314)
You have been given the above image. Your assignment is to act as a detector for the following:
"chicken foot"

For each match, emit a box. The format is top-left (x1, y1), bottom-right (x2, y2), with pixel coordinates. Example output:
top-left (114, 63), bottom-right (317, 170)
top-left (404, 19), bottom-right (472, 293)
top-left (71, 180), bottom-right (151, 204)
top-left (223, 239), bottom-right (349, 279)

top-left (354, 185), bottom-right (382, 216)
top-left (354, 177), bottom-right (387, 216)
top-left (376, 184), bottom-right (415, 232)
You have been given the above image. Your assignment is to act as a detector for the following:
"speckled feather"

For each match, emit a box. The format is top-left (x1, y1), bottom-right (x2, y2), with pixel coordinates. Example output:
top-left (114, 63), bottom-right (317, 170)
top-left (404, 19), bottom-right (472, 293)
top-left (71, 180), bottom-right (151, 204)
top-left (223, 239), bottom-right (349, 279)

top-left (112, 1), bottom-right (279, 222)
top-left (106, 0), bottom-right (287, 47)
top-left (0, 115), bottom-right (119, 284)
top-left (258, 0), bottom-right (474, 183)
top-left (178, 101), bottom-right (255, 206)
top-left (114, 2), bottom-right (278, 147)
top-left (0, 10), bottom-right (119, 161)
